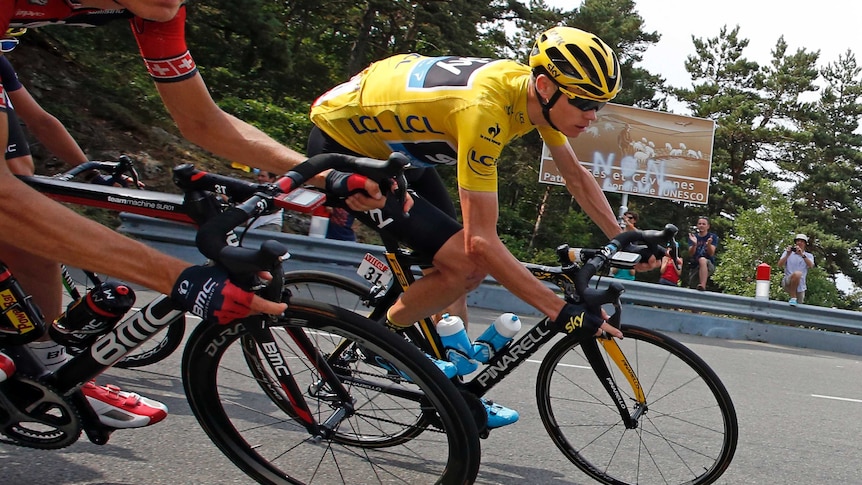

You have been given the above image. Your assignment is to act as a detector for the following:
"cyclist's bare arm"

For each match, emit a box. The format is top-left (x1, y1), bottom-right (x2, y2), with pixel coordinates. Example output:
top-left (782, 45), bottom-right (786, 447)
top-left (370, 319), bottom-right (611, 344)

top-left (152, 75), bottom-right (312, 179)
top-left (459, 187), bottom-right (622, 338)
top-left (548, 143), bottom-right (656, 271)
top-left (0, 165), bottom-right (285, 317)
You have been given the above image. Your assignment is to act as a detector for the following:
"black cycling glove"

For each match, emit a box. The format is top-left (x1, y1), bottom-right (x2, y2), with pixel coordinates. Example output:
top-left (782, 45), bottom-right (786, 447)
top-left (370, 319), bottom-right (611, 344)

top-left (170, 265), bottom-right (254, 325)
top-left (325, 170), bottom-right (369, 198)
top-left (553, 303), bottom-right (604, 338)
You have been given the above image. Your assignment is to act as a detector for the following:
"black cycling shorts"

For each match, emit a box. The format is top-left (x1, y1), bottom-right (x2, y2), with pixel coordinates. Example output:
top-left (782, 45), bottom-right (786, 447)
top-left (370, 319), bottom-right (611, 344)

top-left (307, 126), bottom-right (462, 261)
top-left (5, 107), bottom-right (31, 160)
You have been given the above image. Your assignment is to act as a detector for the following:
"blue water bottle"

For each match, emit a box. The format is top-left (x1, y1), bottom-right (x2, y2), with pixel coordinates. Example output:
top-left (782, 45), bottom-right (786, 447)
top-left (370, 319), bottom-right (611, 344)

top-left (436, 314), bottom-right (478, 375)
top-left (472, 313), bottom-right (521, 363)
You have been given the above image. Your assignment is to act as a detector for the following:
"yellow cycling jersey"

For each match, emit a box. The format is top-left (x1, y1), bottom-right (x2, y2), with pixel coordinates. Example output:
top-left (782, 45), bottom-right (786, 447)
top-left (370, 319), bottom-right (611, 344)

top-left (311, 54), bottom-right (567, 192)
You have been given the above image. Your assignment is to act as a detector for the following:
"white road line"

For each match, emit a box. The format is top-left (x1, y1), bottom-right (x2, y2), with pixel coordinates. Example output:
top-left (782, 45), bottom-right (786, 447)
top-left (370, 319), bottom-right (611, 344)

top-left (811, 394), bottom-right (862, 403)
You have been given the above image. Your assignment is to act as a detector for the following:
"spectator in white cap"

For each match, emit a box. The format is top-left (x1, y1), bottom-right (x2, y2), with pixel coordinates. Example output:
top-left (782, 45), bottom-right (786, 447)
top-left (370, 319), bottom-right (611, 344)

top-left (778, 234), bottom-right (814, 306)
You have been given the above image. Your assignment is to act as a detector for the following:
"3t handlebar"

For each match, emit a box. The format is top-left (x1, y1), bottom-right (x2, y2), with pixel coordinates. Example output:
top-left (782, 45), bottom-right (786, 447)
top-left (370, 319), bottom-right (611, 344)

top-left (555, 224), bottom-right (679, 311)
top-left (173, 152), bottom-right (410, 275)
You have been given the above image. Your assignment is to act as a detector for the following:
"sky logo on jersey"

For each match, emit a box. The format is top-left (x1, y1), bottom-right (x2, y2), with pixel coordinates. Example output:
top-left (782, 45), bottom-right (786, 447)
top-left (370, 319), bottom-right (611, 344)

top-left (407, 57), bottom-right (450, 88)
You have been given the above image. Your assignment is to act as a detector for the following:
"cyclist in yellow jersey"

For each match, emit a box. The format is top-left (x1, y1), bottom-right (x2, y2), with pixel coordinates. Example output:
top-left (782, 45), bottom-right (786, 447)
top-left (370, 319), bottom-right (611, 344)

top-left (309, 27), bottom-right (637, 428)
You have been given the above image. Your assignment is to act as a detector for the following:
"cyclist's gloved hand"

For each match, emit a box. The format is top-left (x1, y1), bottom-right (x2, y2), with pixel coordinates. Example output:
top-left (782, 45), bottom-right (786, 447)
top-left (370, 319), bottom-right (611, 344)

top-left (170, 264), bottom-right (254, 325)
top-left (325, 170), bottom-right (370, 198)
top-left (553, 303), bottom-right (604, 338)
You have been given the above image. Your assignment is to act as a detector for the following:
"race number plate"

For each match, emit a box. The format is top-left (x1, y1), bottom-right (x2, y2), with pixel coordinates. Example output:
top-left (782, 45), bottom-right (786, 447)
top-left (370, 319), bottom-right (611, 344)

top-left (357, 253), bottom-right (392, 287)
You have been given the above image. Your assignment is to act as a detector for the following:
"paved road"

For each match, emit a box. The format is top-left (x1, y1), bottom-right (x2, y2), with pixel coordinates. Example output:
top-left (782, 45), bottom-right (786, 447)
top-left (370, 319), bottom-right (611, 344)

top-left (2, 293), bottom-right (862, 484)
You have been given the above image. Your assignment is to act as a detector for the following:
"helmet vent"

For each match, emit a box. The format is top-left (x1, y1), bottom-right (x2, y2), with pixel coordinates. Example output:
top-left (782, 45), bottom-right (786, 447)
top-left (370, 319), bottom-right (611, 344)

top-left (565, 44), bottom-right (601, 86)
top-left (546, 47), bottom-right (583, 80)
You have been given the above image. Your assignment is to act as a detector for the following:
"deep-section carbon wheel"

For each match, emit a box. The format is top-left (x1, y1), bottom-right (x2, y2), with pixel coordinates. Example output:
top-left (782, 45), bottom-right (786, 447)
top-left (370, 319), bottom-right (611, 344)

top-left (536, 325), bottom-right (738, 485)
top-left (183, 298), bottom-right (481, 485)
top-left (282, 270), bottom-right (375, 316)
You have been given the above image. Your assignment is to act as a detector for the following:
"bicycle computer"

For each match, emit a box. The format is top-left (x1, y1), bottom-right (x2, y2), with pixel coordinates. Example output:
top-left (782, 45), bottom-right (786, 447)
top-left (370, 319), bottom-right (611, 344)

top-left (275, 188), bottom-right (326, 213)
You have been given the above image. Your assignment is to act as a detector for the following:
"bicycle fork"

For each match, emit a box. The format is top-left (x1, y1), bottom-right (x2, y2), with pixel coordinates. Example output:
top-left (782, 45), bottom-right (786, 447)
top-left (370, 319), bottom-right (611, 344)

top-left (581, 335), bottom-right (647, 429)
top-left (245, 318), bottom-right (356, 443)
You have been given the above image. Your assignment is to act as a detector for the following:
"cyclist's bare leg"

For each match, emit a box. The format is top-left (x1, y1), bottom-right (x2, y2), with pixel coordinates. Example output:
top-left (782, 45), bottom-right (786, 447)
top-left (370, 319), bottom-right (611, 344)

top-left (389, 230), bottom-right (484, 328)
top-left (0, 241), bottom-right (63, 332)
top-left (420, 267), bottom-right (469, 326)
top-left (2, 157), bottom-right (59, 332)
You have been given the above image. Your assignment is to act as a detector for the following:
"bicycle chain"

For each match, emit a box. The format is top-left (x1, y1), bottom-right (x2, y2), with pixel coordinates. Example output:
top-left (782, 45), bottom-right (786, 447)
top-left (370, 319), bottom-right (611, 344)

top-left (330, 362), bottom-right (446, 434)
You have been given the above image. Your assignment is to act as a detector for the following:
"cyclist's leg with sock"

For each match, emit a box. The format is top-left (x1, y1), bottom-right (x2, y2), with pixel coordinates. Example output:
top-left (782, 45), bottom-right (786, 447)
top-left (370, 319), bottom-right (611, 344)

top-left (387, 233), bottom-right (519, 429)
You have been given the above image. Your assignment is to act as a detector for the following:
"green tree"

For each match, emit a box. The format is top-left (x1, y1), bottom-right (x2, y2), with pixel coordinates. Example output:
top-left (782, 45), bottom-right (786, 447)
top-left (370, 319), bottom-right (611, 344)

top-left (787, 51), bottom-right (862, 287)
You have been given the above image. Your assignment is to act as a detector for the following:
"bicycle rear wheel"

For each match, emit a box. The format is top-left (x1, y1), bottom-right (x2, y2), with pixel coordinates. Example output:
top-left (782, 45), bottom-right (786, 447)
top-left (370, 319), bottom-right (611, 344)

top-left (536, 325), bottom-right (737, 485)
top-left (182, 299), bottom-right (481, 485)
top-left (283, 270), bottom-right (374, 316)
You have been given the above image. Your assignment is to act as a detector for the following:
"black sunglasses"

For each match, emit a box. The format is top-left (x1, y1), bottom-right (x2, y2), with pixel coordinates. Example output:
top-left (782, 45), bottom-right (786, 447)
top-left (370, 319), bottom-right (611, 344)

top-left (567, 95), bottom-right (607, 112)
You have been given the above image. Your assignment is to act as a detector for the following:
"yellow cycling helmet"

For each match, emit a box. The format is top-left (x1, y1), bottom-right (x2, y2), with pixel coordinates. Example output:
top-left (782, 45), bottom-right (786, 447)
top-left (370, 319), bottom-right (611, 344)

top-left (529, 26), bottom-right (621, 102)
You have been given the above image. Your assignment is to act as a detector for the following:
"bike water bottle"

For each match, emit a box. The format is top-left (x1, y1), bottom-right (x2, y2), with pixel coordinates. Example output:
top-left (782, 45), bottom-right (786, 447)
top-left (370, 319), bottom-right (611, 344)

top-left (436, 314), bottom-right (478, 376)
top-left (472, 313), bottom-right (521, 363)
top-left (50, 281), bottom-right (136, 349)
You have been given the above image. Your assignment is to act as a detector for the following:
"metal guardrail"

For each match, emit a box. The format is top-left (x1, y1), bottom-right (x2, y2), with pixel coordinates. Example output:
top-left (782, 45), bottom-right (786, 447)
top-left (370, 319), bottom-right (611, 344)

top-left (118, 213), bottom-right (862, 356)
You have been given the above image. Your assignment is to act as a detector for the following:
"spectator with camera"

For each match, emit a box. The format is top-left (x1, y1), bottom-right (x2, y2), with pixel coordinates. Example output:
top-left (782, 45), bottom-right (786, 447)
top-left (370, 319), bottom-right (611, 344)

top-left (779, 234), bottom-right (814, 306)
top-left (687, 216), bottom-right (719, 291)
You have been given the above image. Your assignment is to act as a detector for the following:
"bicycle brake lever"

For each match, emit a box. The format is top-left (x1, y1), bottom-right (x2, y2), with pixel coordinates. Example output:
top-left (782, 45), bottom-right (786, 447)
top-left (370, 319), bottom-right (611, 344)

top-left (393, 172), bottom-right (409, 218)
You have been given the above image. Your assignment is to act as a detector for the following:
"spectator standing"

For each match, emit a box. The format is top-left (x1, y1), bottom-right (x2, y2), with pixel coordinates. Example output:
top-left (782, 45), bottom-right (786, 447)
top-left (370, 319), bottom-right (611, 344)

top-left (247, 170), bottom-right (284, 232)
top-left (658, 241), bottom-right (682, 286)
top-left (611, 211), bottom-right (638, 280)
top-left (778, 233), bottom-right (814, 306)
top-left (687, 216), bottom-right (718, 291)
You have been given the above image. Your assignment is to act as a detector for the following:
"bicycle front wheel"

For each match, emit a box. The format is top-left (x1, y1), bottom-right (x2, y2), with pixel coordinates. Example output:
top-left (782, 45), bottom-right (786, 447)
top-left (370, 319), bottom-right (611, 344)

top-left (536, 325), bottom-right (738, 485)
top-left (182, 299), bottom-right (481, 485)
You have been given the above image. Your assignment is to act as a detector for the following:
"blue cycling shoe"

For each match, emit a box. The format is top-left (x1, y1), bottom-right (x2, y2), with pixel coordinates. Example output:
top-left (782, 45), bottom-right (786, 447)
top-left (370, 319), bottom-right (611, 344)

top-left (374, 354), bottom-right (457, 381)
top-left (482, 398), bottom-right (519, 428)
top-left (428, 355), bottom-right (458, 379)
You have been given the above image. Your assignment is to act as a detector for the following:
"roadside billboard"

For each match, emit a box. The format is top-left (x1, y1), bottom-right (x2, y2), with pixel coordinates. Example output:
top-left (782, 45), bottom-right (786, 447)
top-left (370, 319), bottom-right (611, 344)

top-left (539, 104), bottom-right (715, 204)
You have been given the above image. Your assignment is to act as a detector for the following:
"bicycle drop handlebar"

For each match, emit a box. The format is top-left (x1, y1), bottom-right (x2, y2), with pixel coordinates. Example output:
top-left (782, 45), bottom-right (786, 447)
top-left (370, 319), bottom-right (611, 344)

top-left (53, 155), bottom-right (141, 187)
top-left (172, 152), bottom-right (409, 276)
top-left (553, 224), bottom-right (679, 313)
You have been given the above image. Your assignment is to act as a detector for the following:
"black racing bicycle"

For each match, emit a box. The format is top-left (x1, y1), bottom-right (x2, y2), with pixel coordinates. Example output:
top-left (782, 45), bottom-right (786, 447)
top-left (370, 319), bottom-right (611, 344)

top-left (267, 162), bottom-right (739, 485)
top-left (10, 154), bottom-right (482, 484)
